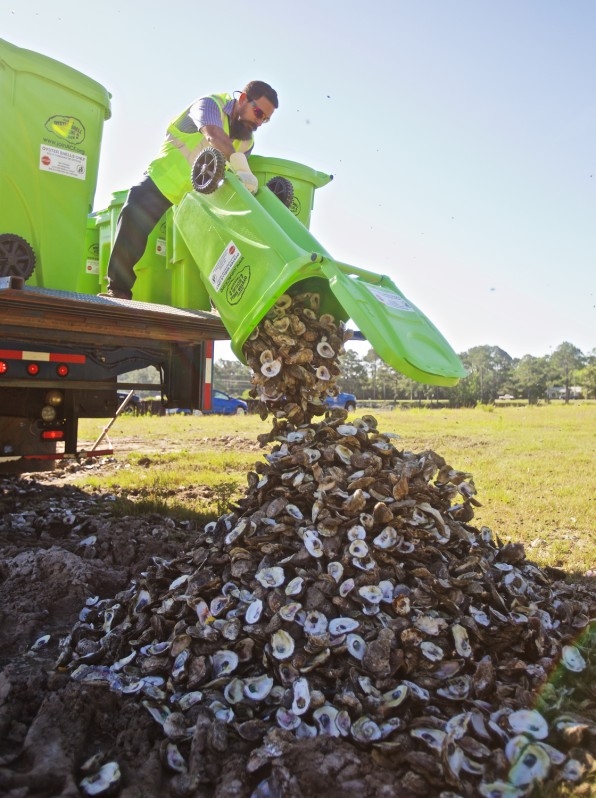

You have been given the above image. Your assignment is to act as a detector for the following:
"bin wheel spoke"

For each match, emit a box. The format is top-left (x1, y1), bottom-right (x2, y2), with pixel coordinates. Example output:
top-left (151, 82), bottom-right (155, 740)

top-left (266, 176), bottom-right (294, 208)
top-left (191, 148), bottom-right (226, 194)
top-left (0, 234), bottom-right (36, 280)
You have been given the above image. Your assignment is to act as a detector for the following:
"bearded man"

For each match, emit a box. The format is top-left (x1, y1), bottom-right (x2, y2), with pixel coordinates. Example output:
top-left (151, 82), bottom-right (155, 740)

top-left (101, 81), bottom-right (278, 300)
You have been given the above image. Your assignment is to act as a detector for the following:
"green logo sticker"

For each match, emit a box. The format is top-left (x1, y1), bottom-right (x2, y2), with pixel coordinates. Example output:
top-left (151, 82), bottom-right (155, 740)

top-left (226, 264), bottom-right (251, 305)
top-left (45, 115), bottom-right (86, 144)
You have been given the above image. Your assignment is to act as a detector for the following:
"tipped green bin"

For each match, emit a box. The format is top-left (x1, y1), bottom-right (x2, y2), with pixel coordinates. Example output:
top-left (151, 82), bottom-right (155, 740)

top-left (0, 38), bottom-right (111, 289)
top-left (174, 162), bottom-right (467, 387)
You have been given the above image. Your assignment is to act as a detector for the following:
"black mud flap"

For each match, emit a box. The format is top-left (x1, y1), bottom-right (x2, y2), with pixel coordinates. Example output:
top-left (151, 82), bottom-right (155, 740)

top-left (163, 343), bottom-right (206, 410)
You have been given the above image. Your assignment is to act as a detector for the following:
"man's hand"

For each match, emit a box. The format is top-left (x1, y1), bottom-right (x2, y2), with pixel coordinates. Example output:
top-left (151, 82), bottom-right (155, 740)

top-left (229, 152), bottom-right (258, 194)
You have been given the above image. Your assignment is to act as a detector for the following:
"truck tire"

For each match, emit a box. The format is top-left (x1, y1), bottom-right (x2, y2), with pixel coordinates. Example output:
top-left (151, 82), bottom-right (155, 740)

top-left (191, 148), bottom-right (226, 194)
top-left (266, 176), bottom-right (294, 208)
top-left (0, 234), bottom-right (36, 280)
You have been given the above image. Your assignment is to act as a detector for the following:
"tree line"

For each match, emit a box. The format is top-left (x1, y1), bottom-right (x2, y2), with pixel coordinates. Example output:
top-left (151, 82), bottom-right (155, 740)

top-left (214, 341), bottom-right (596, 406)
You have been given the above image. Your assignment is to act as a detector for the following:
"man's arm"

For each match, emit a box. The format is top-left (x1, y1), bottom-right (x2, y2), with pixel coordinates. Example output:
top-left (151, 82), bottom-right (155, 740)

top-left (199, 124), bottom-right (237, 159)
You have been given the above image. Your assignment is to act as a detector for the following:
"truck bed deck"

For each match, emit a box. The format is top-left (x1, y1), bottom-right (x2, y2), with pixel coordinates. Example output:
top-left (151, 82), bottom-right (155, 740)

top-left (0, 281), bottom-right (228, 347)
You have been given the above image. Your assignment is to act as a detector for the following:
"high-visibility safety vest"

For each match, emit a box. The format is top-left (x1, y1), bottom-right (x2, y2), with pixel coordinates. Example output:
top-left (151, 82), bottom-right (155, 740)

top-left (147, 93), bottom-right (254, 204)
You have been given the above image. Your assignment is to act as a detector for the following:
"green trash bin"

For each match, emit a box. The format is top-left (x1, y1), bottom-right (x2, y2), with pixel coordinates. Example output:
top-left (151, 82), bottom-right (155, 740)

top-left (0, 38), bottom-right (111, 289)
top-left (96, 206), bottom-right (111, 293)
top-left (174, 161), bottom-right (466, 387)
top-left (101, 188), bottom-right (172, 304)
top-left (248, 155), bottom-right (332, 229)
top-left (167, 212), bottom-right (212, 311)
top-left (75, 213), bottom-right (100, 294)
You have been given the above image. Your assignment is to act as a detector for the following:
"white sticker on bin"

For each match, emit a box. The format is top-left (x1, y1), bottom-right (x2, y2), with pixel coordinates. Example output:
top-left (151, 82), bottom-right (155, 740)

top-left (366, 284), bottom-right (415, 312)
top-left (39, 144), bottom-right (87, 180)
top-left (210, 241), bottom-right (242, 291)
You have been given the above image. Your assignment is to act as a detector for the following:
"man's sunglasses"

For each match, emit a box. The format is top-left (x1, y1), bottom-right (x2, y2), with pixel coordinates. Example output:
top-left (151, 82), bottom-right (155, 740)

top-left (248, 98), bottom-right (270, 124)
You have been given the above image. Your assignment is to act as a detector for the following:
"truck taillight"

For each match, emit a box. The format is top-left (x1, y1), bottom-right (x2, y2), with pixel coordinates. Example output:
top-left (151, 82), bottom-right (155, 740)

top-left (0, 361), bottom-right (7, 374)
top-left (56, 364), bottom-right (69, 377)
top-left (41, 429), bottom-right (64, 440)
top-left (27, 363), bottom-right (40, 375)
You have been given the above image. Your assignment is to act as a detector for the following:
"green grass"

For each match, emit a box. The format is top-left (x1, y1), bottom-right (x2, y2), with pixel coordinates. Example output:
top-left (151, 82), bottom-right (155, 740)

top-left (76, 404), bottom-right (596, 577)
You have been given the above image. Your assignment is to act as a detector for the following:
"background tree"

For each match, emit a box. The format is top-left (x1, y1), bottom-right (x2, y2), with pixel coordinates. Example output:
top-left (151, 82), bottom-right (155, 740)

top-left (460, 345), bottom-right (514, 403)
top-left (513, 355), bottom-right (549, 404)
top-left (577, 348), bottom-right (596, 399)
top-left (338, 350), bottom-right (369, 396)
top-left (549, 342), bottom-right (586, 402)
top-left (363, 349), bottom-right (381, 399)
top-left (213, 359), bottom-right (252, 396)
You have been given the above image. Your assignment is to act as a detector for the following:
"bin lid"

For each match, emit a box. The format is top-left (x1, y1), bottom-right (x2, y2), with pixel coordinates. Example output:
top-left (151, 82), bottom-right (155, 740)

top-left (249, 155), bottom-right (332, 189)
top-left (0, 37), bottom-right (112, 120)
top-left (321, 263), bottom-right (467, 387)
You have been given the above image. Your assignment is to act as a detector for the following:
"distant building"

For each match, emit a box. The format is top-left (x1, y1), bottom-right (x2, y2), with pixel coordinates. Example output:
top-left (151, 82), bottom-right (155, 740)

top-left (546, 386), bottom-right (584, 400)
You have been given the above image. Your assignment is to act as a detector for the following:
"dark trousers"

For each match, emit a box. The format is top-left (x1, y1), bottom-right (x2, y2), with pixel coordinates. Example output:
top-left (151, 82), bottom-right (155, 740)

top-left (107, 175), bottom-right (172, 293)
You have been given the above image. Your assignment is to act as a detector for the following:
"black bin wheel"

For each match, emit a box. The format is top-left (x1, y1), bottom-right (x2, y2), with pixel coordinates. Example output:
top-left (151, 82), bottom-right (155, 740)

top-left (266, 176), bottom-right (294, 208)
top-left (191, 148), bottom-right (226, 194)
top-left (0, 233), bottom-right (36, 280)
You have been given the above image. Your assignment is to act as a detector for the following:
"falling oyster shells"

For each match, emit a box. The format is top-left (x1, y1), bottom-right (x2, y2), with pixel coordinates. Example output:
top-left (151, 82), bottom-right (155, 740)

top-left (162, 741), bottom-right (187, 774)
top-left (327, 561), bottom-right (344, 582)
top-left (411, 727), bottom-right (446, 752)
top-left (211, 650), bottom-right (239, 678)
top-left (329, 617), bottom-right (360, 635)
top-left (30, 634), bottom-right (51, 651)
top-left (452, 623), bottom-right (472, 657)
top-left (420, 641), bottom-right (445, 661)
top-left (303, 611), bottom-right (328, 636)
top-left (291, 677), bottom-right (310, 715)
top-left (346, 633), bottom-right (366, 660)
top-left (79, 761), bottom-right (121, 796)
top-left (351, 716), bottom-right (382, 742)
top-left (270, 629), bottom-right (295, 660)
top-left (561, 644), bottom-right (586, 672)
top-left (243, 674), bottom-right (274, 701)
top-left (349, 539), bottom-right (369, 558)
top-left (302, 528), bottom-right (324, 557)
top-left (256, 566), bottom-right (285, 588)
top-left (381, 684), bottom-right (409, 708)
top-left (276, 706), bottom-right (301, 730)
top-left (373, 526), bottom-right (399, 549)
top-left (313, 704), bottom-right (341, 736)
top-left (509, 742), bottom-right (551, 788)
top-left (261, 359), bottom-right (282, 377)
top-left (507, 709), bottom-right (549, 740)
top-left (285, 576), bottom-right (304, 595)
top-left (358, 585), bottom-right (384, 605)
top-left (245, 598), bottom-right (263, 624)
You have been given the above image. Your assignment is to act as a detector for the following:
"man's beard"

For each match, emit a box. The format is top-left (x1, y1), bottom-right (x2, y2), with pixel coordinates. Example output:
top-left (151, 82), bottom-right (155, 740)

top-left (230, 115), bottom-right (254, 140)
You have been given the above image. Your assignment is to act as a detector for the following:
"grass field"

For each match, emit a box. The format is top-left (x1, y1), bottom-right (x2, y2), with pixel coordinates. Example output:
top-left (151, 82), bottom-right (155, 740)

top-left (77, 403), bottom-right (596, 579)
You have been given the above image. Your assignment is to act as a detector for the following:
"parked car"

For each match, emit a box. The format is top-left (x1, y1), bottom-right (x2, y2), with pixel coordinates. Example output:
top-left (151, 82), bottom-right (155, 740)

top-left (211, 389), bottom-right (249, 415)
top-left (117, 391), bottom-right (142, 414)
top-left (325, 392), bottom-right (357, 412)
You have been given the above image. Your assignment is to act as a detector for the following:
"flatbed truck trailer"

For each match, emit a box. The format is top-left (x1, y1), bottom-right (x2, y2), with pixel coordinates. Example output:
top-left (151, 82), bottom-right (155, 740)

top-left (0, 278), bottom-right (227, 470)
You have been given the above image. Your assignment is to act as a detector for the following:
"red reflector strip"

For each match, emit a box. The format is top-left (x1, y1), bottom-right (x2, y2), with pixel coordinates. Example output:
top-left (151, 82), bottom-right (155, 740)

top-left (41, 430), bottom-right (65, 440)
top-left (0, 349), bottom-right (86, 363)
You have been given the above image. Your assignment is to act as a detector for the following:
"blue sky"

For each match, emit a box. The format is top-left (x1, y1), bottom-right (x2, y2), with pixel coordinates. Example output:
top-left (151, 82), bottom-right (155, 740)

top-left (3, 0), bottom-right (594, 363)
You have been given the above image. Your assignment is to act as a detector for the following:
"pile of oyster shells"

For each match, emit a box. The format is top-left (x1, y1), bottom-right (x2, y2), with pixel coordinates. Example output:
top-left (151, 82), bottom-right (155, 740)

top-left (61, 293), bottom-right (595, 797)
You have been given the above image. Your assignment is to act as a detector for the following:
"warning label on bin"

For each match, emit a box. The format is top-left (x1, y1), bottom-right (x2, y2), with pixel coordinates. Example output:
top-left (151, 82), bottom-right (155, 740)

top-left (39, 145), bottom-right (87, 180)
top-left (365, 284), bottom-right (415, 312)
top-left (210, 241), bottom-right (242, 291)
